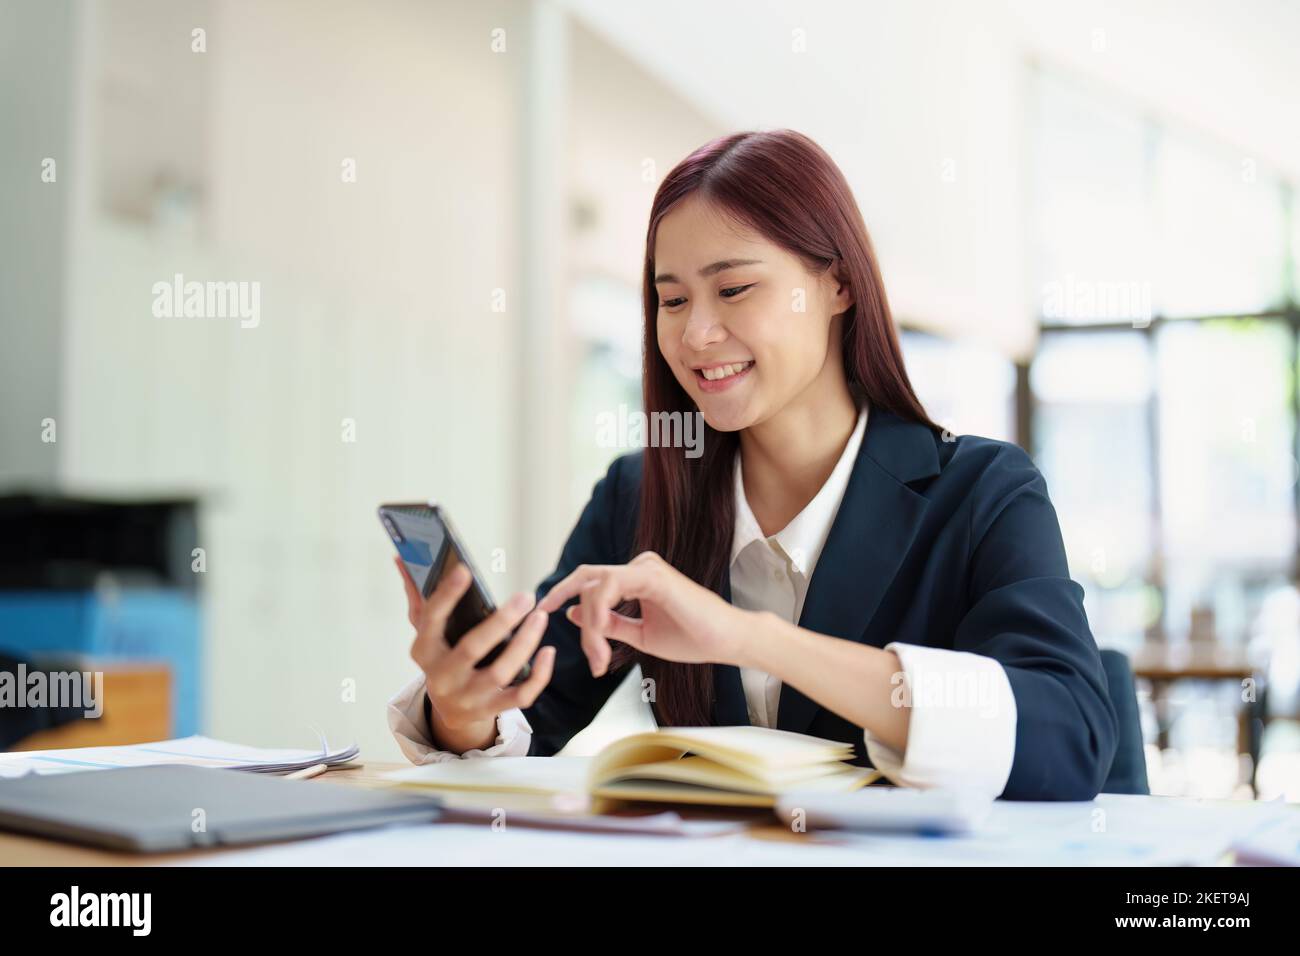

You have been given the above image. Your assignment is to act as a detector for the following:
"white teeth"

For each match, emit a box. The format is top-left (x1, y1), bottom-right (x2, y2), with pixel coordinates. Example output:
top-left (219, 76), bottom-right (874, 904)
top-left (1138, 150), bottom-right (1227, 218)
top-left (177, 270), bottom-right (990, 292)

top-left (701, 361), bottom-right (751, 381)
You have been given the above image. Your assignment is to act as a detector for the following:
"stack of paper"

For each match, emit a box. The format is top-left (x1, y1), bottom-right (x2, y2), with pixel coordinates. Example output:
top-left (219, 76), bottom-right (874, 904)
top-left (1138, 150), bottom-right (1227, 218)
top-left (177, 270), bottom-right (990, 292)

top-left (0, 735), bottom-right (359, 778)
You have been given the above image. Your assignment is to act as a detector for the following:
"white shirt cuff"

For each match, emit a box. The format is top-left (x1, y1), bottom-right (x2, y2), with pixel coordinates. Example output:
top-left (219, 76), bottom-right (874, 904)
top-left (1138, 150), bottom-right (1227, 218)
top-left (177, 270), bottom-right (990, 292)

top-left (387, 674), bottom-right (533, 764)
top-left (863, 642), bottom-right (1017, 796)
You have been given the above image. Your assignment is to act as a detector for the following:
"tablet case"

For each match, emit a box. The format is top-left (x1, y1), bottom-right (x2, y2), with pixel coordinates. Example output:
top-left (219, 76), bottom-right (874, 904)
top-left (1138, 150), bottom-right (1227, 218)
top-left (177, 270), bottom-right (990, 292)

top-left (0, 764), bottom-right (442, 852)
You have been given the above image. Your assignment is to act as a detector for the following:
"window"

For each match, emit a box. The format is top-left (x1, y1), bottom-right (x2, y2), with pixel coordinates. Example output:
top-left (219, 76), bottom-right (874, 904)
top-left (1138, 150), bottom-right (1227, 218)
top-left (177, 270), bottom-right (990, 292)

top-left (1029, 68), bottom-right (1299, 648)
top-left (901, 330), bottom-right (1016, 443)
top-left (1030, 70), bottom-right (1154, 327)
top-left (1153, 132), bottom-right (1289, 318)
top-left (1156, 318), bottom-right (1296, 642)
top-left (568, 274), bottom-right (643, 515)
top-left (1031, 332), bottom-right (1158, 652)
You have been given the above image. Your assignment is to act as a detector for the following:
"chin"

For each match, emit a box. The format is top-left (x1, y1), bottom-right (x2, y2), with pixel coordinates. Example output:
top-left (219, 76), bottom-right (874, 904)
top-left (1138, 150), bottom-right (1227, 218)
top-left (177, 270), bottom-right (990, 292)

top-left (696, 403), bottom-right (758, 434)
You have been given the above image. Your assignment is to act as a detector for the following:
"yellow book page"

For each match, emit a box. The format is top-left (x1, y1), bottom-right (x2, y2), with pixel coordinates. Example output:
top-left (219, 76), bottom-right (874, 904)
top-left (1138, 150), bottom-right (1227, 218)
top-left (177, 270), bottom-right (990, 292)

top-left (592, 768), bottom-right (878, 810)
top-left (592, 780), bottom-right (778, 809)
top-left (590, 726), bottom-right (855, 783)
top-left (601, 755), bottom-right (878, 795)
top-left (386, 756), bottom-right (591, 795)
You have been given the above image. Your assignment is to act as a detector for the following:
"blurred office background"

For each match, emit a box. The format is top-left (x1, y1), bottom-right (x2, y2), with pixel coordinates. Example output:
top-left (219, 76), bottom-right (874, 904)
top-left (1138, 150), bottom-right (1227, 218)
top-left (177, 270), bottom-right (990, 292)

top-left (2, 0), bottom-right (1298, 800)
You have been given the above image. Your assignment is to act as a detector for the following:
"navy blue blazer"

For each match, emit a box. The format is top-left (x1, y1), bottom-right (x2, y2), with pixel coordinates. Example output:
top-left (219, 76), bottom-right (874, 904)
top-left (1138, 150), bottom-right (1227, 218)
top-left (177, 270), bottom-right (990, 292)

top-left (524, 408), bottom-right (1118, 800)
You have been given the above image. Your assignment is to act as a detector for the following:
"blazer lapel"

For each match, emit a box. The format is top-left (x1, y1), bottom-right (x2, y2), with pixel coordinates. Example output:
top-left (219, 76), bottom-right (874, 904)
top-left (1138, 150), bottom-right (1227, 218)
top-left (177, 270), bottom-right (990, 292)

top-left (711, 569), bottom-right (751, 726)
top-left (776, 409), bottom-right (941, 736)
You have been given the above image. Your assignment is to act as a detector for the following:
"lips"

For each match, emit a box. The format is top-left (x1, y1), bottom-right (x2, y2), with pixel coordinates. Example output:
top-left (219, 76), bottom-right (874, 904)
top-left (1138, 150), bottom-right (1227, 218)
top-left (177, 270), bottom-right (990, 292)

top-left (694, 361), bottom-right (754, 382)
top-left (692, 360), bottom-right (754, 393)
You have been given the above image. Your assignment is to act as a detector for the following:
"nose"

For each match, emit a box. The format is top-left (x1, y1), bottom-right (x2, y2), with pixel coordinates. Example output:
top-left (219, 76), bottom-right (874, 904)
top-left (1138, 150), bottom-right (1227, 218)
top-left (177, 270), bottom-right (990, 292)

top-left (681, 307), bottom-right (726, 353)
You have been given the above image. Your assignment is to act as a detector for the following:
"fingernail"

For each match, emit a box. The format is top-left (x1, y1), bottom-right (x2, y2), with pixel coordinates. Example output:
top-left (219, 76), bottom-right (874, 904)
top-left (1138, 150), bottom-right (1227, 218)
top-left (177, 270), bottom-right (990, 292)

top-left (509, 592), bottom-right (531, 611)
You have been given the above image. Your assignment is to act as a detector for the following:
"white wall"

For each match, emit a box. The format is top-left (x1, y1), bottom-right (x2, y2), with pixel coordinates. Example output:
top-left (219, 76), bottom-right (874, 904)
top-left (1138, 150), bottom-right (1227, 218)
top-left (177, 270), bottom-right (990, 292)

top-left (56, 0), bottom-right (527, 758)
top-left (0, 0), bottom-right (75, 486)
top-left (29, 0), bottom-right (731, 762)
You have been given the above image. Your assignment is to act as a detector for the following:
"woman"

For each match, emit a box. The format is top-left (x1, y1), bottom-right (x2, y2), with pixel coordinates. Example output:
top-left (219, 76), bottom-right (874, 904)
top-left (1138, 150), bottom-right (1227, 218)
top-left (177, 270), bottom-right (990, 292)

top-left (388, 129), bottom-right (1117, 800)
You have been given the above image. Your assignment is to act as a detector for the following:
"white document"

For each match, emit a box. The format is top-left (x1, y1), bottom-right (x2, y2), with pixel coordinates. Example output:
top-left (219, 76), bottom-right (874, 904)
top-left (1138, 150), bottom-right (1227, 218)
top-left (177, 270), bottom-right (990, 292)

top-left (776, 786), bottom-right (994, 835)
top-left (177, 822), bottom-right (825, 867)
top-left (802, 792), bottom-right (1297, 866)
top-left (0, 734), bottom-right (359, 778)
top-left (438, 806), bottom-right (748, 837)
top-left (177, 792), bottom-right (1300, 868)
top-left (1230, 802), bottom-right (1300, 865)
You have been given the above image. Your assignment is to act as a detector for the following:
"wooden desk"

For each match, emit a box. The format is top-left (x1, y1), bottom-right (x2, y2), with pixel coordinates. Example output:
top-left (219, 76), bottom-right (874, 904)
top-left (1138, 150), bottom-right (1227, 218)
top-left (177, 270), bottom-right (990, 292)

top-left (0, 761), bottom-right (795, 866)
top-left (5, 761), bottom-right (1290, 866)
top-left (1130, 645), bottom-right (1256, 683)
top-left (1131, 644), bottom-right (1263, 792)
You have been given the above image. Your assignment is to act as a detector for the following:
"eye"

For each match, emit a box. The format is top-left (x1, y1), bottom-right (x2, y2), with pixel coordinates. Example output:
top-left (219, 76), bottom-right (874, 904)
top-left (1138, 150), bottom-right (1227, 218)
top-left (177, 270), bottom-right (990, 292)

top-left (720, 283), bottom-right (756, 298)
top-left (661, 296), bottom-right (687, 310)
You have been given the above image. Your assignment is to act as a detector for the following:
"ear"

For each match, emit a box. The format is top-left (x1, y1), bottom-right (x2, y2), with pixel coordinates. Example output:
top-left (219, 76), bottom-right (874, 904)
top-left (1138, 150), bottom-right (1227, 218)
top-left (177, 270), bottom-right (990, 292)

top-left (828, 259), bottom-right (854, 317)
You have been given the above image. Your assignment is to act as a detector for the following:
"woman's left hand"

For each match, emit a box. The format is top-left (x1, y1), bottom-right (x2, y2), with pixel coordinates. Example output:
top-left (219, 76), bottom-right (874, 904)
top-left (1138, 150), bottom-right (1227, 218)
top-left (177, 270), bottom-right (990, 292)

top-left (537, 551), bottom-right (749, 677)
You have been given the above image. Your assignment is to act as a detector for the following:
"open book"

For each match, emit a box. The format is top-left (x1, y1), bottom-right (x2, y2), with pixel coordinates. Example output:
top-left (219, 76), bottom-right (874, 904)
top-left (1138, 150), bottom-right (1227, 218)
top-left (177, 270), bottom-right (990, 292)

top-left (386, 725), bottom-right (879, 810)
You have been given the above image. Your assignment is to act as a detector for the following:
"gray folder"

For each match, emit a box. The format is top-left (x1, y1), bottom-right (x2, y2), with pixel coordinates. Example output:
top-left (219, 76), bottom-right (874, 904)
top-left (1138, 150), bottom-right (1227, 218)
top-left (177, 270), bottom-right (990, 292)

top-left (0, 764), bottom-right (442, 852)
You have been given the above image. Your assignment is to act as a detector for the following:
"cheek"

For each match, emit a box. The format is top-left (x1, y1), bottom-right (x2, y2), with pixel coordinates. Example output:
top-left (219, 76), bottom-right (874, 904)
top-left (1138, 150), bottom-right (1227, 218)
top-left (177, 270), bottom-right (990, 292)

top-left (655, 316), bottom-right (671, 355)
top-left (656, 318), bottom-right (691, 384)
top-left (731, 301), bottom-right (795, 363)
top-left (736, 301), bottom-right (829, 382)
top-left (656, 318), bottom-right (679, 366)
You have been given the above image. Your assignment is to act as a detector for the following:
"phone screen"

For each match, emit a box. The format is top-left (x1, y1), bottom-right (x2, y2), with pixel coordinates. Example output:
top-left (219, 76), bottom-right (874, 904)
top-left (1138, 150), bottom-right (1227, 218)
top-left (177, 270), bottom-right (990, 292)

top-left (385, 506), bottom-right (450, 597)
top-left (380, 504), bottom-right (529, 683)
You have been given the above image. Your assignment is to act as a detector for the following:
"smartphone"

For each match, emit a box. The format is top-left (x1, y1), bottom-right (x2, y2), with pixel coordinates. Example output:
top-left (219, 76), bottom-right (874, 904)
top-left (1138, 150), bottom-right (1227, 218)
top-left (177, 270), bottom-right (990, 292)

top-left (378, 502), bottom-right (531, 685)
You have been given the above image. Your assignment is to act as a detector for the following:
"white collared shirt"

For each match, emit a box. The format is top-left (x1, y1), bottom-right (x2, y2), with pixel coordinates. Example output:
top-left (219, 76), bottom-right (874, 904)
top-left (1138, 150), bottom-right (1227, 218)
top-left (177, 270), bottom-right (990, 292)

top-left (728, 406), bottom-right (869, 728)
top-left (388, 406), bottom-right (1017, 795)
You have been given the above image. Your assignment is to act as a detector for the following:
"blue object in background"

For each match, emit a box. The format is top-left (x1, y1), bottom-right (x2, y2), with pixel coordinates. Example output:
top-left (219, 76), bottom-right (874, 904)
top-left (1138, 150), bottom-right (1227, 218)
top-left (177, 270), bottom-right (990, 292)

top-left (0, 589), bottom-right (201, 736)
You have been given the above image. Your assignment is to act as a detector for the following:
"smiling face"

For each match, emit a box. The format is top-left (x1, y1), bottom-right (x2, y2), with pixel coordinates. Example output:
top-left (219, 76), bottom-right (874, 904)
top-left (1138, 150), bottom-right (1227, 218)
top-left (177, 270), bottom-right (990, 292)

top-left (652, 195), bottom-right (853, 433)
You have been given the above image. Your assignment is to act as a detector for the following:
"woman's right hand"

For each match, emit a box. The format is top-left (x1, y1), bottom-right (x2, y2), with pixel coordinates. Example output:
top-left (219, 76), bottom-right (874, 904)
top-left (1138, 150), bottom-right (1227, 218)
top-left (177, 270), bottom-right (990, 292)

top-left (396, 557), bottom-right (556, 754)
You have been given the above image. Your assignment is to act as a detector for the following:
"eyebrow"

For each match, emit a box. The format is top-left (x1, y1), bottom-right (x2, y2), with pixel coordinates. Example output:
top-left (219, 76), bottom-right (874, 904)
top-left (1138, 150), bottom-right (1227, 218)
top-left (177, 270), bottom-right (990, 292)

top-left (654, 258), bottom-right (763, 284)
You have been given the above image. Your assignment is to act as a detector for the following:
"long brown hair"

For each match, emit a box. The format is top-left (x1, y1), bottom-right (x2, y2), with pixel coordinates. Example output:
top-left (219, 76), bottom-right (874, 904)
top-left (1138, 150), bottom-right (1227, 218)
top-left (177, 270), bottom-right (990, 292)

top-left (618, 129), bottom-right (935, 727)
